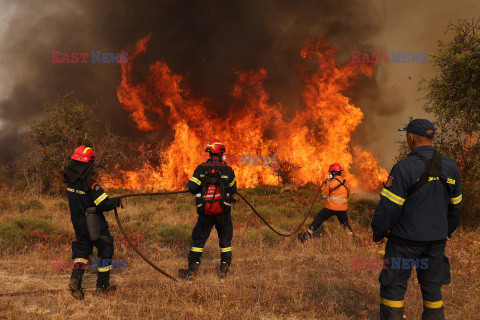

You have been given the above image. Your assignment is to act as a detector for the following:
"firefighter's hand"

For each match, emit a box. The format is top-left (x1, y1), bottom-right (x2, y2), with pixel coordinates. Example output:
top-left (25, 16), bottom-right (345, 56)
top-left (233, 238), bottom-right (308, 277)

top-left (375, 238), bottom-right (386, 245)
top-left (117, 198), bottom-right (124, 209)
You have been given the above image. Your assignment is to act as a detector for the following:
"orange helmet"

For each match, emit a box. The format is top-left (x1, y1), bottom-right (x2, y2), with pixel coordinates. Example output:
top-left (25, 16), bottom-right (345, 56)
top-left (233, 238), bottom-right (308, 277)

top-left (328, 163), bottom-right (343, 172)
top-left (205, 139), bottom-right (226, 154)
top-left (71, 145), bottom-right (95, 162)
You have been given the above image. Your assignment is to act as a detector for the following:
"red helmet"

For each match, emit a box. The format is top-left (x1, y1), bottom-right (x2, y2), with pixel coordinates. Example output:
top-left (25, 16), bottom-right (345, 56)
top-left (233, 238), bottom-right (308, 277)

top-left (71, 145), bottom-right (95, 162)
top-left (328, 163), bottom-right (343, 172)
top-left (205, 139), bottom-right (226, 154)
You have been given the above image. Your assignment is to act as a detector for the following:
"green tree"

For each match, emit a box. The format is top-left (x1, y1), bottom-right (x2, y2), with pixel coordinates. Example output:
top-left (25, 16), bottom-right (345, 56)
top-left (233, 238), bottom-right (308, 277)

top-left (420, 18), bottom-right (480, 228)
top-left (16, 92), bottom-right (125, 194)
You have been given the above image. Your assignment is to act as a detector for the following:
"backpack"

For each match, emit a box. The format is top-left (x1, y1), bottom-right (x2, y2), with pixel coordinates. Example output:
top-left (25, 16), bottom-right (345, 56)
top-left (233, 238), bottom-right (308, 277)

top-left (196, 166), bottom-right (231, 215)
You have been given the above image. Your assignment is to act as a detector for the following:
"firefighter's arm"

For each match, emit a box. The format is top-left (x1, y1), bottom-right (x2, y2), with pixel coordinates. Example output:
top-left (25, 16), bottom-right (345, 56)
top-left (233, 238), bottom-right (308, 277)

top-left (90, 182), bottom-right (121, 212)
top-left (447, 164), bottom-right (462, 237)
top-left (226, 169), bottom-right (237, 194)
top-left (321, 179), bottom-right (330, 198)
top-left (188, 165), bottom-right (204, 195)
top-left (371, 165), bottom-right (406, 242)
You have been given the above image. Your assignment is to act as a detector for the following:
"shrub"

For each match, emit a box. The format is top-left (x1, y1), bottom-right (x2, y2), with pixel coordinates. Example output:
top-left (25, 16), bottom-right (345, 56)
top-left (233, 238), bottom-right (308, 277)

top-left (52, 200), bottom-right (69, 210)
top-left (138, 208), bottom-right (157, 222)
top-left (12, 216), bottom-right (57, 233)
top-left (158, 225), bottom-right (192, 246)
top-left (248, 226), bottom-right (281, 245)
top-left (348, 198), bottom-right (377, 228)
top-left (0, 197), bottom-right (14, 211)
top-left (0, 223), bottom-right (29, 251)
top-left (17, 199), bottom-right (45, 213)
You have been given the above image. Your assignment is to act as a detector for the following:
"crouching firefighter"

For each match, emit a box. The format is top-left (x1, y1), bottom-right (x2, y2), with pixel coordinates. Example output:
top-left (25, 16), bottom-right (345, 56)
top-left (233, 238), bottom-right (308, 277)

top-left (179, 139), bottom-right (237, 280)
top-left (298, 163), bottom-right (352, 243)
top-left (64, 145), bottom-right (123, 300)
top-left (371, 119), bottom-right (462, 320)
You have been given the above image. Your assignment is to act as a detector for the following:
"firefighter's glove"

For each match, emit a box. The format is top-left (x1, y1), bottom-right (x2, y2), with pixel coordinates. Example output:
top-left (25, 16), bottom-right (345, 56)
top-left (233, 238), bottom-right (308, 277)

top-left (113, 197), bottom-right (124, 209)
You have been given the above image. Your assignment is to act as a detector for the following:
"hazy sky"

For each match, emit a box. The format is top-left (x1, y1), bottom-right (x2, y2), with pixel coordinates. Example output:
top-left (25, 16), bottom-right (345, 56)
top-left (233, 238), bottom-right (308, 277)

top-left (0, 0), bottom-right (478, 169)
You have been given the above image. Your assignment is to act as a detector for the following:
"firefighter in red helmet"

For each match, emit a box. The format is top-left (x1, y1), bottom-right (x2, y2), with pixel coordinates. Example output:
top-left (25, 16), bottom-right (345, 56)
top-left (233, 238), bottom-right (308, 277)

top-left (64, 145), bottom-right (123, 300)
top-left (298, 162), bottom-right (352, 243)
top-left (179, 139), bottom-right (237, 280)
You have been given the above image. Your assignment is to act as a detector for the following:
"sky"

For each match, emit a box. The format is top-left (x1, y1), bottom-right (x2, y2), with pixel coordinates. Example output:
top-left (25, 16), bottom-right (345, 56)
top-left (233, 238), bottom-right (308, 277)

top-left (0, 0), bottom-right (478, 169)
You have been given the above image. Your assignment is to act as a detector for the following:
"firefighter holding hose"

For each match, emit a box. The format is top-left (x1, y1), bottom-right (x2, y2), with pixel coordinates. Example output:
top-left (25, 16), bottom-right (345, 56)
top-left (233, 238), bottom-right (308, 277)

top-left (298, 163), bottom-right (352, 243)
top-left (64, 145), bottom-right (123, 300)
top-left (179, 139), bottom-right (237, 279)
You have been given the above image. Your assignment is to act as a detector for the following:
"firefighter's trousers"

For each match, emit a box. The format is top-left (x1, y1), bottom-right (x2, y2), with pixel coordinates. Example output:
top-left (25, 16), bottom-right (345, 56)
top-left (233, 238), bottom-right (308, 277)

top-left (188, 213), bottom-right (233, 265)
top-left (71, 228), bottom-right (114, 278)
top-left (310, 208), bottom-right (352, 232)
top-left (379, 236), bottom-right (450, 320)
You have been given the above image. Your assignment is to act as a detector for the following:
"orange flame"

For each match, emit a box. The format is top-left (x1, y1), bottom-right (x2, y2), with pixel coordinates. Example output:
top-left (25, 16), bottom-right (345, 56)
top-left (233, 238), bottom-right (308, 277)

top-left (103, 35), bottom-right (387, 191)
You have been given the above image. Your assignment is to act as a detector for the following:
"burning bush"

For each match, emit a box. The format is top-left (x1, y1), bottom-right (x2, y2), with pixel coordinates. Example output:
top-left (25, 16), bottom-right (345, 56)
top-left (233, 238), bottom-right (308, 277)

top-left (271, 160), bottom-right (301, 185)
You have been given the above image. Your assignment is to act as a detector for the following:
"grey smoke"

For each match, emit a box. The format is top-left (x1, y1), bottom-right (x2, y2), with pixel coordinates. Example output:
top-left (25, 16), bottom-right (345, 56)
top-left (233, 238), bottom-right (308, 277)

top-left (0, 0), bottom-right (477, 167)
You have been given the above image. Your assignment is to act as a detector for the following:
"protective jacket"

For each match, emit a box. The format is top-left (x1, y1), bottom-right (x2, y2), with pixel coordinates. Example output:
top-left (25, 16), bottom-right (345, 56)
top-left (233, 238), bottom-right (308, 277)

top-left (66, 179), bottom-right (120, 236)
top-left (322, 176), bottom-right (350, 211)
top-left (188, 157), bottom-right (237, 203)
top-left (371, 146), bottom-right (462, 242)
top-left (187, 156), bottom-right (237, 265)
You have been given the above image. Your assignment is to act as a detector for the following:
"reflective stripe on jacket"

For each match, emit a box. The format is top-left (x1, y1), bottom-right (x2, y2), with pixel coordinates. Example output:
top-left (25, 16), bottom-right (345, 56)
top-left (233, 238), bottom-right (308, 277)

top-left (322, 177), bottom-right (349, 211)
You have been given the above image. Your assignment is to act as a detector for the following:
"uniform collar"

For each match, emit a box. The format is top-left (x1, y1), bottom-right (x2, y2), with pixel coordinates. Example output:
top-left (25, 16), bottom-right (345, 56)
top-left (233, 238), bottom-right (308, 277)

top-left (409, 145), bottom-right (434, 155)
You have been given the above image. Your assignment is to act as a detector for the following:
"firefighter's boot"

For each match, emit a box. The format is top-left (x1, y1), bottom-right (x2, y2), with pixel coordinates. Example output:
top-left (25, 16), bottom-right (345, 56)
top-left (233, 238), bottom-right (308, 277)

top-left (298, 228), bottom-right (313, 243)
top-left (380, 304), bottom-right (404, 320)
top-left (219, 262), bottom-right (229, 279)
top-left (422, 306), bottom-right (445, 320)
top-left (96, 270), bottom-right (117, 294)
top-left (68, 277), bottom-right (84, 300)
top-left (178, 261), bottom-right (200, 280)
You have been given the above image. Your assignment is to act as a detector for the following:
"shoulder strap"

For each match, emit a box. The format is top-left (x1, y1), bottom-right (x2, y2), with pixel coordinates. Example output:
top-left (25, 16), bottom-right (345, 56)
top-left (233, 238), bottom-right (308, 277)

top-left (73, 192), bottom-right (87, 216)
top-left (329, 178), bottom-right (347, 193)
top-left (405, 151), bottom-right (448, 198)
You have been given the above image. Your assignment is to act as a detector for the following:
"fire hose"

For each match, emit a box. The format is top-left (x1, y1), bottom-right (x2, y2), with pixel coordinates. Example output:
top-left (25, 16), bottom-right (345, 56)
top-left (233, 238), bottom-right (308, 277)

top-left (113, 188), bottom-right (321, 282)
top-left (114, 190), bottom-right (192, 282)
top-left (236, 187), bottom-right (321, 237)
top-left (0, 188), bottom-right (322, 296)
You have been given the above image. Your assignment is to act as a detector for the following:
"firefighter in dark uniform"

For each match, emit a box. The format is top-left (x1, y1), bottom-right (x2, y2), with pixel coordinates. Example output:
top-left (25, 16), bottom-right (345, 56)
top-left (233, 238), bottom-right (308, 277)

top-left (298, 162), bottom-right (353, 243)
top-left (64, 145), bottom-right (123, 300)
top-left (178, 139), bottom-right (237, 279)
top-left (371, 119), bottom-right (462, 320)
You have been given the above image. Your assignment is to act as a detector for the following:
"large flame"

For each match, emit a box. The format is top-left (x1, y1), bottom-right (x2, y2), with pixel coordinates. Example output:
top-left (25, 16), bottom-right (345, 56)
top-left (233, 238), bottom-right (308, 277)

top-left (103, 35), bottom-right (387, 191)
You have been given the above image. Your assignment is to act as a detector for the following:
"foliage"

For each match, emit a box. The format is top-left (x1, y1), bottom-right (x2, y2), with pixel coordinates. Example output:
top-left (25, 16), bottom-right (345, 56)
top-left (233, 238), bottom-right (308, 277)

top-left (348, 198), bottom-right (378, 228)
top-left (0, 222), bottom-right (29, 251)
top-left (0, 216), bottom-right (70, 251)
top-left (158, 225), bottom-right (192, 246)
top-left (419, 18), bottom-right (480, 227)
top-left (14, 92), bottom-right (126, 194)
top-left (393, 117), bottom-right (413, 164)
top-left (248, 226), bottom-right (280, 244)
top-left (17, 199), bottom-right (45, 213)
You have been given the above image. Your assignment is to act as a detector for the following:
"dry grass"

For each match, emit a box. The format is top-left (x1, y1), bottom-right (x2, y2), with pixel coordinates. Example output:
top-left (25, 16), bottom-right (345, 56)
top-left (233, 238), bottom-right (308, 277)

top-left (0, 187), bottom-right (479, 319)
